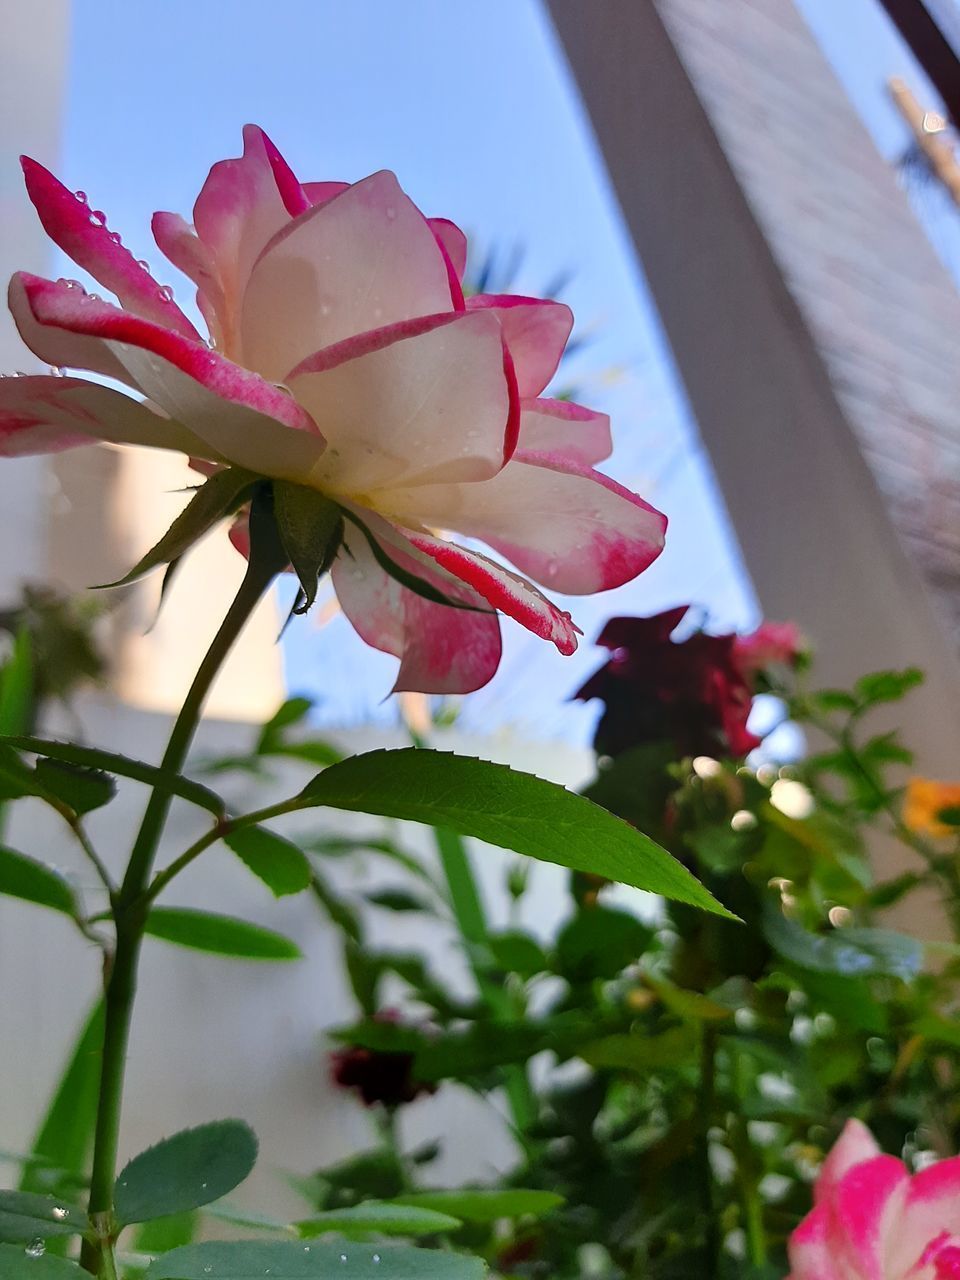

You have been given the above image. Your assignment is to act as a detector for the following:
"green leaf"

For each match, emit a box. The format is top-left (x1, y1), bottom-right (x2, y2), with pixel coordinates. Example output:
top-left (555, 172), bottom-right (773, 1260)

top-left (224, 826), bottom-right (312, 898)
top-left (273, 483), bottom-right (344, 614)
top-left (203, 1203), bottom-right (291, 1233)
top-left (487, 931), bottom-right (548, 979)
top-left (763, 907), bottom-right (923, 979)
top-left (393, 1189), bottom-right (562, 1223)
top-left (296, 1203), bottom-right (461, 1238)
top-left (3, 738), bottom-right (225, 817)
top-left (0, 746), bottom-right (42, 803)
top-left (297, 750), bottom-right (732, 916)
top-left (146, 1241), bottom-right (486, 1280)
top-left (257, 697), bottom-right (314, 748)
top-left (556, 908), bottom-right (653, 982)
top-left (0, 1191), bottom-right (85, 1243)
top-left (19, 1001), bottom-right (105, 1198)
top-left (0, 1244), bottom-right (82, 1276)
top-left (853, 668), bottom-right (924, 707)
top-left (364, 889), bottom-right (432, 914)
top-left (0, 848), bottom-right (74, 916)
top-left (100, 467), bottom-right (258, 588)
top-left (579, 1026), bottom-right (699, 1071)
top-left (0, 630), bottom-right (33, 737)
top-left (131, 1210), bottom-right (199, 1254)
top-left (114, 1120), bottom-right (258, 1226)
top-left (144, 909), bottom-right (301, 961)
top-left (33, 760), bottom-right (115, 817)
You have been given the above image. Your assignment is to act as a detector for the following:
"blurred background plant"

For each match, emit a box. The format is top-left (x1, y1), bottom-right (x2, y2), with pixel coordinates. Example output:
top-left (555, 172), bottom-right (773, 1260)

top-left (286, 609), bottom-right (960, 1280)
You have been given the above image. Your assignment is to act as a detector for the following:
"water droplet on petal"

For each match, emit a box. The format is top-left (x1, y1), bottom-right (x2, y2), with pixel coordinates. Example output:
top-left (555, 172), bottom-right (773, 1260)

top-left (57, 278), bottom-right (82, 291)
top-left (158, 284), bottom-right (175, 302)
top-left (88, 294), bottom-right (102, 303)
top-left (49, 366), bottom-right (66, 377)
top-left (89, 210), bottom-right (106, 226)
top-left (372, 1255), bottom-right (381, 1264)
top-left (136, 259), bottom-right (150, 272)
top-left (339, 1255), bottom-right (348, 1264)
top-left (108, 231), bottom-right (122, 245)
top-left (25, 1239), bottom-right (45, 1258)
top-left (74, 190), bottom-right (88, 204)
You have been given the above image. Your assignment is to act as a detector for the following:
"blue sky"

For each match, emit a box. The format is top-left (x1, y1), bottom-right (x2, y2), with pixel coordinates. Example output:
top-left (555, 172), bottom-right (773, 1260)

top-left (53, 0), bottom-right (956, 740)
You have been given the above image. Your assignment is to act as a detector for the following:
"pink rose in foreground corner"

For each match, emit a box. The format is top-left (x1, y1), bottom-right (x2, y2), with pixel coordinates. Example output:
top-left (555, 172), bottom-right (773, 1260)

top-left (0, 125), bottom-right (666, 693)
top-left (733, 620), bottom-right (804, 680)
top-left (787, 1119), bottom-right (960, 1279)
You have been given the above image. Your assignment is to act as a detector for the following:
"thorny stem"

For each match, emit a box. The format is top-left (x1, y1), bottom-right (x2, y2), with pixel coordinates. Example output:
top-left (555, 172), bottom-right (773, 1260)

top-left (80, 494), bottom-right (285, 1277)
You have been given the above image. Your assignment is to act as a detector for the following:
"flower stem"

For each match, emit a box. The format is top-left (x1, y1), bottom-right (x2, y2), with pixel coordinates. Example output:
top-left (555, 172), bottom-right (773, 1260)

top-left (80, 488), bottom-right (286, 1276)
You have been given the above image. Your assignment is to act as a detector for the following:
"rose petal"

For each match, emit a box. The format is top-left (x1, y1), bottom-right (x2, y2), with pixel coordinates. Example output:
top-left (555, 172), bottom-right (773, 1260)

top-left (302, 180), bottom-right (350, 206)
top-left (0, 375), bottom-right (213, 458)
top-left (429, 217), bottom-right (468, 278)
top-left (888, 1158), bottom-right (960, 1277)
top-left (405, 530), bottom-right (580, 655)
top-left (380, 449), bottom-right (666, 594)
top-left (331, 520), bottom-right (502, 694)
top-left (814, 1120), bottom-right (883, 1206)
top-left (466, 294), bottom-right (573, 397)
top-left (287, 310), bottom-right (517, 493)
top-left (11, 273), bottom-right (327, 480)
top-left (20, 156), bottom-right (201, 341)
top-left (188, 123), bottom-right (299, 354)
top-left (830, 1156), bottom-right (909, 1280)
top-left (516, 398), bottom-right (613, 465)
top-left (152, 211), bottom-right (225, 344)
top-left (786, 1206), bottom-right (843, 1280)
top-left (240, 170), bottom-right (454, 380)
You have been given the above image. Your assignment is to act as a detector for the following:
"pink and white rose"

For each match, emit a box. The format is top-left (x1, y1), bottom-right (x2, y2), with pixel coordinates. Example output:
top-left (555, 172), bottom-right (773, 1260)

top-left (787, 1119), bottom-right (960, 1279)
top-left (0, 125), bottom-right (666, 693)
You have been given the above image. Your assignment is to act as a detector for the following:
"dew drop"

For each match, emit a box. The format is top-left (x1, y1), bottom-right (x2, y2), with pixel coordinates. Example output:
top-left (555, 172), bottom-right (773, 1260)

top-left (25, 1239), bottom-right (45, 1259)
top-left (88, 293), bottom-right (102, 303)
top-left (202, 1268), bottom-right (212, 1275)
top-left (339, 1254), bottom-right (348, 1264)
top-left (108, 231), bottom-right (122, 245)
top-left (57, 278), bottom-right (82, 291)
top-left (372, 1254), bottom-right (381, 1265)
top-left (51, 1206), bottom-right (69, 1220)
top-left (200, 1181), bottom-right (208, 1189)
top-left (49, 366), bottom-right (66, 377)
top-left (89, 210), bottom-right (106, 226)
top-left (158, 284), bottom-right (175, 302)
top-left (74, 190), bottom-right (88, 204)
top-left (137, 259), bottom-right (151, 272)
top-left (303, 1245), bottom-right (311, 1252)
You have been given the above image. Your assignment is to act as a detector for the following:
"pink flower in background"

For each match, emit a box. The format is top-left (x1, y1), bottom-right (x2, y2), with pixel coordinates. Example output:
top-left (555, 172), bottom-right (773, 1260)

top-left (0, 125), bottom-right (666, 693)
top-left (733, 620), bottom-right (804, 680)
top-left (787, 1119), bottom-right (960, 1279)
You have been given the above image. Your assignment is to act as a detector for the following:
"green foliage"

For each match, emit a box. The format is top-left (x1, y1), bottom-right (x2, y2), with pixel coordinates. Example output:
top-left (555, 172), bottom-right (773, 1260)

top-left (144, 908), bottom-right (301, 960)
top-left (3, 737), bottom-right (225, 816)
top-left (299, 748), bottom-right (731, 915)
top-left (0, 1191), bottom-right (85, 1243)
top-left (33, 760), bottom-right (115, 816)
top-left (114, 1121), bottom-right (258, 1225)
top-left (19, 1001), bottom-right (104, 1200)
top-left (393, 1189), bottom-right (562, 1222)
top-left (0, 848), bottom-right (75, 916)
top-left (100, 467), bottom-right (258, 589)
top-left (146, 1241), bottom-right (486, 1279)
top-left (224, 825), bottom-right (312, 897)
top-left (0, 1245), bottom-right (82, 1276)
top-left (296, 1202), bottom-right (462, 1238)
top-left (273, 482), bottom-right (344, 614)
